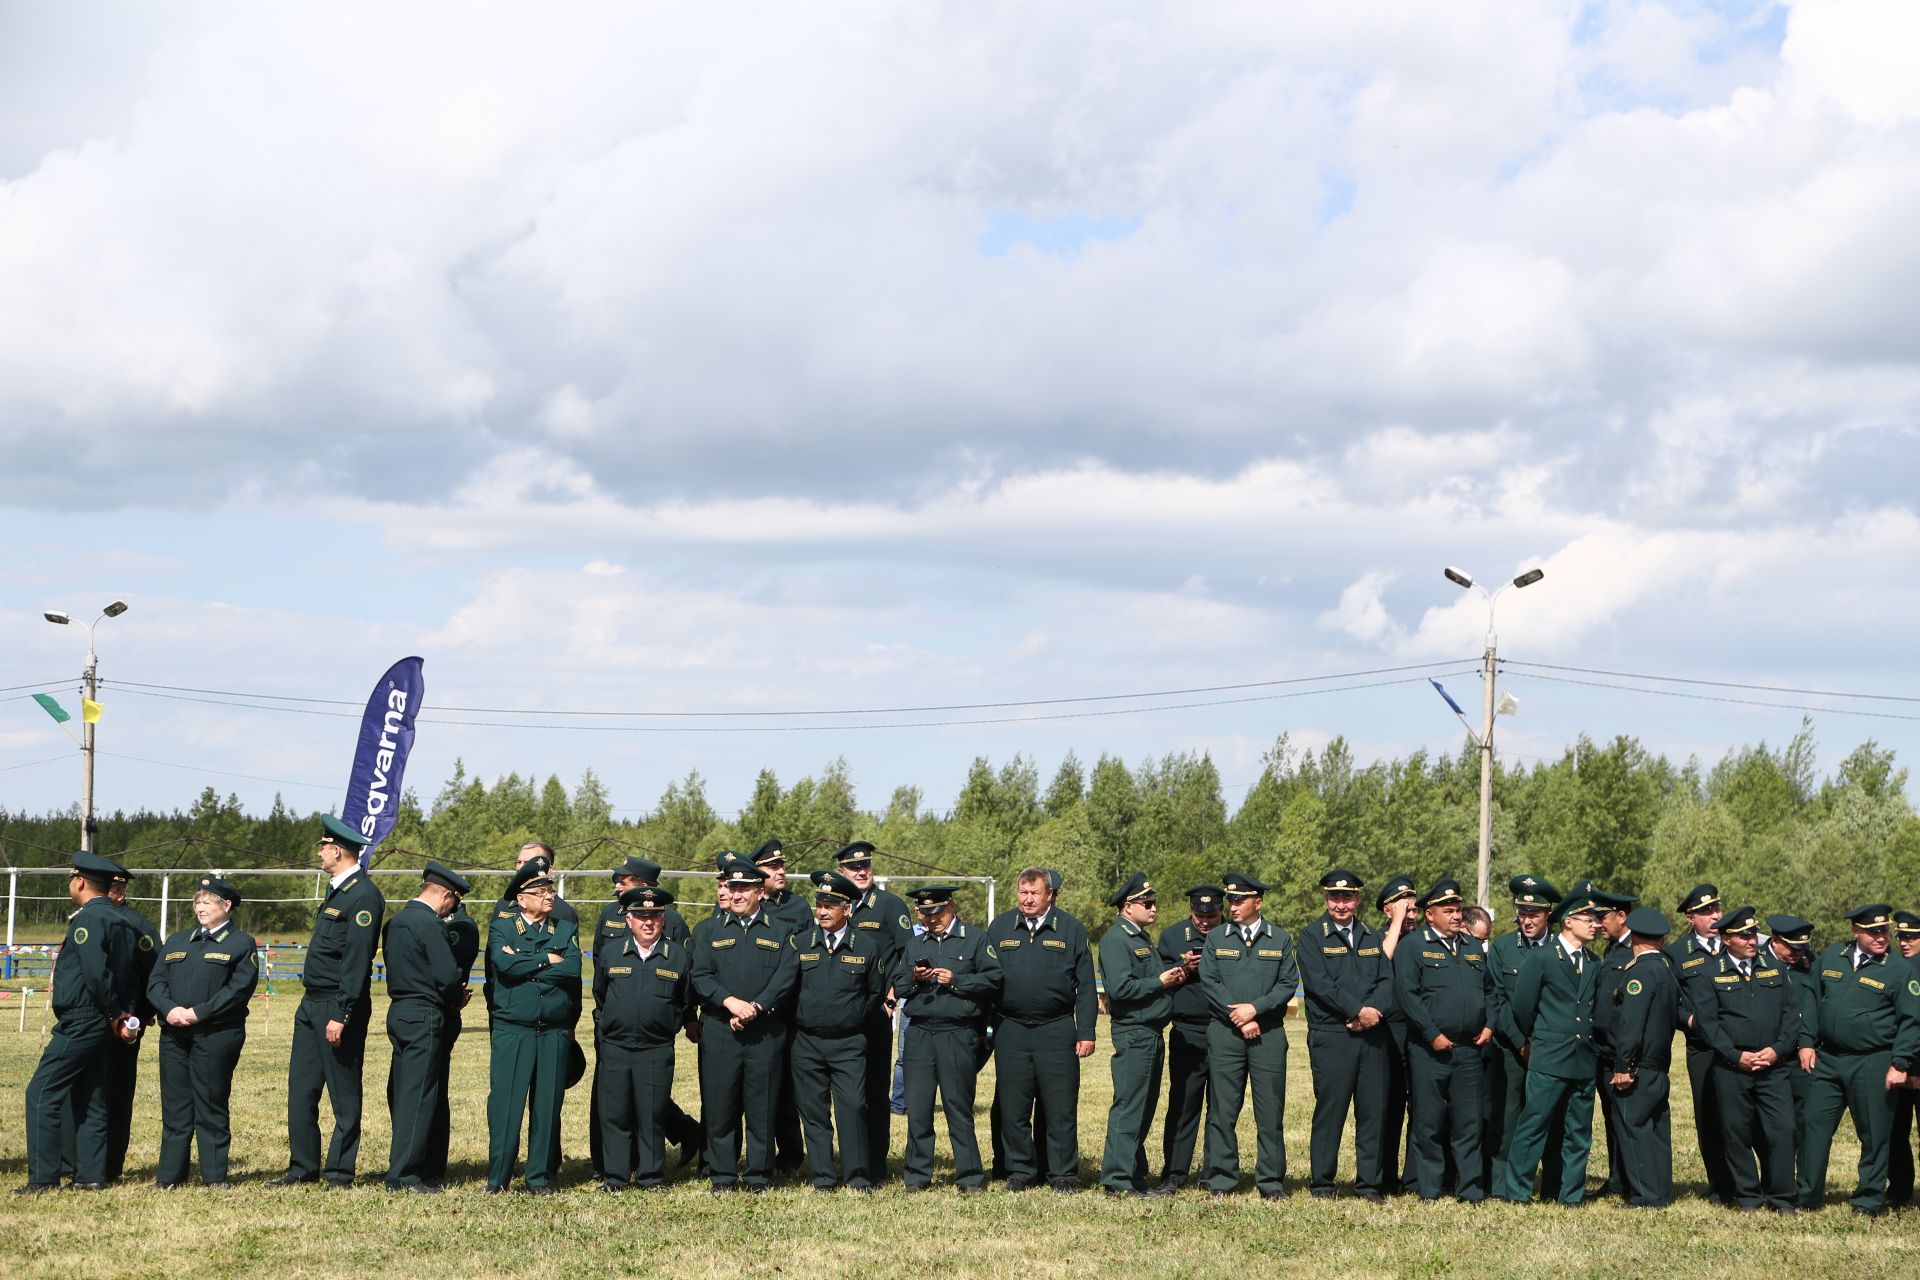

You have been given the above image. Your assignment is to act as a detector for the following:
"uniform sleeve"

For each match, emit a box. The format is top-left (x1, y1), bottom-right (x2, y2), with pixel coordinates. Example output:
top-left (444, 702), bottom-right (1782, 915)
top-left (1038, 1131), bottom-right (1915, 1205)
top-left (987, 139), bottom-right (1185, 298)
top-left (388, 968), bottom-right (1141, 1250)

top-left (1612, 975), bottom-right (1651, 1071)
top-left (1100, 929), bottom-right (1162, 1005)
top-left (1251, 938), bottom-right (1298, 1018)
top-left (1484, 950), bottom-right (1519, 1047)
top-left (549, 921), bottom-right (583, 979)
top-left (1892, 962), bottom-right (1920, 1070)
top-left (490, 916), bottom-right (556, 983)
top-left (750, 932), bottom-right (798, 1013)
top-left (1071, 925), bottom-right (1098, 1039)
top-left (1695, 968), bottom-right (1743, 1066)
top-left (328, 890), bottom-right (384, 1024)
top-left (949, 935), bottom-right (1002, 1001)
top-left (197, 936), bottom-right (261, 1023)
top-left (1295, 935), bottom-right (1342, 1021)
top-left (1791, 973), bottom-right (1819, 1050)
top-left (1199, 934), bottom-right (1232, 1021)
top-left (147, 942), bottom-right (180, 1018)
top-left (1768, 977), bottom-right (1800, 1062)
top-left (690, 933), bottom-right (725, 1014)
top-left (1508, 948), bottom-right (1545, 1038)
top-left (1393, 942), bottom-right (1442, 1046)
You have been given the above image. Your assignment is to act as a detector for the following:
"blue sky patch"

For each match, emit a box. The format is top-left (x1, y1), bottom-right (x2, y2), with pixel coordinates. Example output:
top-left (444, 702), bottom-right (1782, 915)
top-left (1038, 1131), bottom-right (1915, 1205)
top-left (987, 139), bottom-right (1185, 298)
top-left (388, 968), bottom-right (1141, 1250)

top-left (978, 209), bottom-right (1142, 260)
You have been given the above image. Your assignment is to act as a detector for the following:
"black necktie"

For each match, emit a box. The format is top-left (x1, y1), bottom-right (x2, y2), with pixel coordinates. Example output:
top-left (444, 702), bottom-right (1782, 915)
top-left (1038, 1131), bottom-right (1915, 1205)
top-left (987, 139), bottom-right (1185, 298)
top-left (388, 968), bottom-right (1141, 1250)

top-left (1339, 927), bottom-right (1352, 949)
top-left (1573, 951), bottom-right (1584, 977)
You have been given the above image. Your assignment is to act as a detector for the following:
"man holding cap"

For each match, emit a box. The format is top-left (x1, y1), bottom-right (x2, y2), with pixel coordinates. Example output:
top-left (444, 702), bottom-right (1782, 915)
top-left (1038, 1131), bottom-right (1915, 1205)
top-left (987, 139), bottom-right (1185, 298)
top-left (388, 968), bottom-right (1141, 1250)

top-left (893, 884), bottom-right (1001, 1191)
top-left (1800, 903), bottom-right (1920, 1216)
top-left (1605, 907), bottom-right (1679, 1208)
top-left (148, 876), bottom-right (257, 1189)
top-left (787, 870), bottom-right (888, 1191)
top-left (1692, 906), bottom-right (1799, 1213)
top-left (1392, 877), bottom-right (1507, 1203)
top-left (1200, 872), bottom-right (1299, 1200)
top-left (17, 852), bottom-right (139, 1193)
top-left (595, 885), bottom-right (696, 1190)
top-left (692, 856), bottom-right (798, 1192)
top-left (381, 860), bottom-right (470, 1193)
top-left (1296, 867), bottom-right (1392, 1202)
top-left (271, 815), bottom-right (385, 1188)
top-left (1485, 874), bottom-right (1558, 1193)
top-left (1098, 873), bottom-right (1184, 1197)
top-left (837, 840), bottom-right (913, 1181)
top-left (485, 855), bottom-right (581, 1195)
top-left (1155, 883), bottom-right (1221, 1193)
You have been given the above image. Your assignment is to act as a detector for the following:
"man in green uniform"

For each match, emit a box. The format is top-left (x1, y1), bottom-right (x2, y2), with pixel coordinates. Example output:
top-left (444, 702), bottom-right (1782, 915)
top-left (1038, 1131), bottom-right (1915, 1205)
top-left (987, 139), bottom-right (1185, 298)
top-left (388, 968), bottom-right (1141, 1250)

top-left (692, 856), bottom-right (798, 1192)
top-left (750, 838), bottom-right (812, 1179)
top-left (589, 854), bottom-right (699, 1182)
top-left (1496, 890), bottom-right (1603, 1204)
top-left (485, 841), bottom-right (581, 1020)
top-left (1296, 867), bottom-right (1392, 1202)
top-left (987, 866), bottom-right (1096, 1192)
top-left (1800, 903), bottom-right (1920, 1216)
top-left (1155, 883), bottom-right (1221, 1192)
top-left (1581, 882), bottom-right (1639, 1200)
top-left (1099, 873), bottom-right (1183, 1197)
top-left (98, 867), bottom-right (159, 1184)
top-left (1484, 874), bottom-right (1558, 1194)
top-left (424, 890), bottom-right (480, 1189)
top-left (1604, 907), bottom-right (1678, 1208)
top-left (149, 875), bottom-right (257, 1188)
top-left (595, 885), bottom-right (696, 1191)
top-left (1663, 882), bottom-right (1736, 1204)
top-left (381, 860), bottom-right (470, 1193)
top-left (1200, 872), bottom-right (1298, 1200)
top-left (893, 884), bottom-right (1001, 1191)
top-left (839, 840), bottom-right (913, 1181)
top-left (485, 856), bottom-right (581, 1195)
top-left (1376, 875), bottom-right (1420, 1193)
top-left (1766, 913), bottom-right (1820, 1207)
top-left (1392, 877), bottom-right (1505, 1203)
top-left (17, 852), bottom-right (138, 1193)
top-left (788, 871), bottom-right (886, 1191)
top-left (271, 815), bottom-right (385, 1188)
top-left (1889, 910), bottom-right (1920, 1208)
top-left (1692, 906), bottom-right (1800, 1213)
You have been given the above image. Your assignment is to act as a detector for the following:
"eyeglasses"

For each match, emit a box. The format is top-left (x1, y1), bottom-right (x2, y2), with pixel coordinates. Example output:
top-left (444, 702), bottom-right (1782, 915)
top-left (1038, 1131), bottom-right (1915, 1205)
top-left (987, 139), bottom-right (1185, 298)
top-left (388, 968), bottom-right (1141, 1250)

top-left (518, 886), bottom-right (557, 898)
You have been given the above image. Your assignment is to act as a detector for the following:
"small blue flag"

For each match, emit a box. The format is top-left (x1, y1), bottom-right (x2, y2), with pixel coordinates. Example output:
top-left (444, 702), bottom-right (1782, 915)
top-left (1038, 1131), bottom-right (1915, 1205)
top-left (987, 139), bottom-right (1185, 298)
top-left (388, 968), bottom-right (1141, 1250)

top-left (1429, 678), bottom-right (1465, 716)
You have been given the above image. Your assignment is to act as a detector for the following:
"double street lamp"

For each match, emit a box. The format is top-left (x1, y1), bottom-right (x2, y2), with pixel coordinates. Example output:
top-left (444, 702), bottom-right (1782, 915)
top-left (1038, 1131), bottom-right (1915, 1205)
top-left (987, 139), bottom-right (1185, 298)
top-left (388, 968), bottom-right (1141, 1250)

top-left (43, 600), bottom-right (129, 853)
top-left (1441, 567), bottom-right (1543, 909)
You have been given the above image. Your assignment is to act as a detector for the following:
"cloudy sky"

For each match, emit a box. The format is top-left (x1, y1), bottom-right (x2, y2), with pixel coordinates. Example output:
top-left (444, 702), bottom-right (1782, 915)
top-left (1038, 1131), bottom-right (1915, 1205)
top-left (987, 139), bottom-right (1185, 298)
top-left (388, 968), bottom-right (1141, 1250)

top-left (4, 0), bottom-right (1919, 830)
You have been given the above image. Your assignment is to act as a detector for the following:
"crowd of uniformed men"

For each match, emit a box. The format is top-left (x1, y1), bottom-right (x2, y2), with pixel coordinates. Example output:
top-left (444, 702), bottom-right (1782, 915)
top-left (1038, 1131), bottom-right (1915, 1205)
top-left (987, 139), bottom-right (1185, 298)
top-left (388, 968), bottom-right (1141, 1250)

top-left (18, 815), bottom-right (1920, 1215)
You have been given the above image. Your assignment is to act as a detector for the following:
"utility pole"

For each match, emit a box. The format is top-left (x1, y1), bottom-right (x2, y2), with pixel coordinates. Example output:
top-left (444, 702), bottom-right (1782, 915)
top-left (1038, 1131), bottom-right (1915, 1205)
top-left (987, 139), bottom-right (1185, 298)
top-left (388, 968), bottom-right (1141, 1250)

top-left (1442, 568), bottom-right (1543, 909)
top-left (44, 601), bottom-right (129, 853)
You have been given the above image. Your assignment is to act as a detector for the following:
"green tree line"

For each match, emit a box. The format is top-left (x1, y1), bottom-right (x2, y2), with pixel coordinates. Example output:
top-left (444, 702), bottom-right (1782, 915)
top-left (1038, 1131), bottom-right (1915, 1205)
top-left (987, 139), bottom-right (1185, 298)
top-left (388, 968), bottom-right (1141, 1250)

top-left (3, 720), bottom-right (1915, 942)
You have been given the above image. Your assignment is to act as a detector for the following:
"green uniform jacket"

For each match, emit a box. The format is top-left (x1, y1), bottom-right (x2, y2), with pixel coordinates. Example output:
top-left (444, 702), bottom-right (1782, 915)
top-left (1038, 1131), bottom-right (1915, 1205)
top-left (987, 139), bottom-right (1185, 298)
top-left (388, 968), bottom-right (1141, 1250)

top-left (1663, 932), bottom-right (1721, 1049)
top-left (118, 903), bottom-right (161, 1022)
top-left (484, 894), bottom-right (577, 1015)
top-left (384, 899), bottom-right (464, 1008)
top-left (1694, 952), bottom-right (1798, 1065)
top-left (1811, 942), bottom-right (1920, 1069)
top-left (1782, 960), bottom-right (1818, 1050)
top-left (761, 889), bottom-right (814, 940)
top-left (1489, 931), bottom-right (1549, 1050)
top-left (488, 913), bottom-right (582, 1028)
top-left (447, 904), bottom-right (480, 981)
top-left (891, 921), bottom-right (1001, 1028)
top-left (593, 898), bottom-right (691, 958)
top-left (304, 869), bottom-right (385, 1025)
top-left (789, 924), bottom-right (888, 1036)
top-left (52, 897), bottom-right (136, 1022)
top-left (1391, 925), bottom-right (1508, 1047)
top-left (1100, 918), bottom-right (1172, 1029)
top-left (149, 920), bottom-right (259, 1029)
top-left (594, 935), bottom-right (692, 1048)
top-left (1157, 920), bottom-right (1211, 1023)
top-left (1593, 945), bottom-right (1636, 1066)
top-left (851, 885), bottom-right (914, 971)
top-left (1295, 913), bottom-right (1392, 1031)
top-left (1606, 951), bottom-right (1678, 1076)
top-left (691, 910), bottom-right (798, 1018)
top-left (987, 908), bottom-right (1097, 1038)
top-left (1509, 940), bottom-right (1600, 1081)
top-left (1199, 917), bottom-right (1298, 1034)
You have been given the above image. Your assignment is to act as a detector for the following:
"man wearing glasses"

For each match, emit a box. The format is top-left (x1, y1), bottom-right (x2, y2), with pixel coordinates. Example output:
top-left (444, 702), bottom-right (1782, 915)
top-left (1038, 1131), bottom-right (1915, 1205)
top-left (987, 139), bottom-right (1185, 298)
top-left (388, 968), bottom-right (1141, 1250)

top-left (485, 856), bottom-right (581, 1194)
top-left (270, 815), bottom-right (385, 1188)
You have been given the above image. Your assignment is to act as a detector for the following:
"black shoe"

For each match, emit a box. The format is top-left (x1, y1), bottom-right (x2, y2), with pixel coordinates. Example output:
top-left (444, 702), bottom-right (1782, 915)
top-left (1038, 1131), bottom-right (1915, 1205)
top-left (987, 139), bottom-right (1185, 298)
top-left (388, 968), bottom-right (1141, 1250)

top-left (957, 1183), bottom-right (985, 1195)
top-left (1310, 1188), bottom-right (1336, 1199)
top-left (322, 1178), bottom-right (353, 1190)
top-left (902, 1183), bottom-right (927, 1194)
top-left (1145, 1184), bottom-right (1175, 1199)
top-left (71, 1182), bottom-right (108, 1191)
top-left (156, 1181), bottom-right (185, 1190)
top-left (266, 1173), bottom-right (318, 1187)
top-left (1852, 1204), bottom-right (1886, 1219)
top-left (598, 1182), bottom-right (626, 1194)
top-left (1005, 1178), bottom-right (1036, 1192)
top-left (811, 1184), bottom-right (837, 1194)
top-left (529, 1186), bottom-right (556, 1197)
top-left (1048, 1179), bottom-right (1078, 1195)
top-left (1768, 1204), bottom-right (1797, 1216)
top-left (709, 1183), bottom-right (738, 1196)
top-left (1354, 1189), bottom-right (1386, 1204)
top-left (11, 1184), bottom-right (57, 1196)
top-left (1105, 1187), bottom-right (1145, 1199)
top-left (203, 1181), bottom-right (233, 1190)
top-left (484, 1185), bottom-right (507, 1196)
top-left (1157, 1174), bottom-right (1183, 1194)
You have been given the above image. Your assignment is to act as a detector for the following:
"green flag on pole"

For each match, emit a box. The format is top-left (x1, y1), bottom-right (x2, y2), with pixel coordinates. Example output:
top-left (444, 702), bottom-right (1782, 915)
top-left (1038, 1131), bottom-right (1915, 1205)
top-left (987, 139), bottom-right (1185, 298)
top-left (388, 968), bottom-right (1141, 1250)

top-left (31, 693), bottom-right (71, 723)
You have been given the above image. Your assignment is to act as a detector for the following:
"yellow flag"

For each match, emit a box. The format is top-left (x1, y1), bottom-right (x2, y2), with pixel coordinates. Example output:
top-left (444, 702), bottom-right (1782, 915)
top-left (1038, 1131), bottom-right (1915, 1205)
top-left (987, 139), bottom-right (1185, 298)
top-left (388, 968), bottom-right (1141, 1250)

top-left (81, 698), bottom-right (103, 723)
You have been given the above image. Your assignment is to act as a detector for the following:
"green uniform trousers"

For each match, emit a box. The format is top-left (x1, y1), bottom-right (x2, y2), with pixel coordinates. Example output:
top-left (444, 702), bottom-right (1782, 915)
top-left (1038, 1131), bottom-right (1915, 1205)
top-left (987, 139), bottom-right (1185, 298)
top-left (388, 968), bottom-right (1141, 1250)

top-left (155, 1026), bottom-right (245, 1185)
top-left (384, 1002), bottom-right (446, 1188)
top-left (792, 1029), bottom-right (870, 1187)
top-left (1407, 1040), bottom-right (1484, 1201)
top-left (1159, 1020), bottom-right (1209, 1184)
top-left (597, 1040), bottom-right (675, 1187)
top-left (1888, 1085), bottom-right (1916, 1206)
top-left (1594, 1058), bottom-right (1626, 1195)
top-left (1203, 1021), bottom-right (1288, 1194)
top-left (1788, 1059), bottom-right (1814, 1207)
top-left (1382, 1021), bottom-right (1415, 1193)
top-left (776, 1019), bottom-right (805, 1175)
top-left (487, 1025), bottom-right (569, 1189)
top-left (700, 1015), bottom-right (786, 1189)
top-left (995, 1018), bottom-right (1080, 1184)
top-left (902, 1022), bottom-right (986, 1188)
top-left (1102, 1023), bottom-right (1165, 1192)
top-left (1683, 1043), bottom-right (1736, 1202)
top-left (287, 994), bottom-right (371, 1183)
top-left (25, 1015), bottom-right (114, 1186)
top-left (590, 1045), bottom-right (701, 1178)
top-left (104, 1038), bottom-right (144, 1182)
top-left (422, 1016), bottom-right (462, 1185)
top-left (861, 1014), bottom-right (895, 1182)
top-left (1306, 1026), bottom-right (1388, 1195)
top-left (1611, 1070), bottom-right (1671, 1206)
top-left (1712, 1063), bottom-right (1795, 1210)
top-left (1489, 1051), bottom-right (1564, 1200)
top-left (1800, 1047), bottom-right (1895, 1211)
top-left (1497, 1070), bottom-right (1593, 1203)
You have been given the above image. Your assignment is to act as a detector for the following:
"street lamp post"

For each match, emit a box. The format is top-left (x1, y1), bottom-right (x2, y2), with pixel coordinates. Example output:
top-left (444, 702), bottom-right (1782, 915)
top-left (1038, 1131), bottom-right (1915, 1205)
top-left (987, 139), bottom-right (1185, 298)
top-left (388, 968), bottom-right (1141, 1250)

top-left (43, 600), bottom-right (129, 853)
top-left (1441, 568), bottom-right (1542, 908)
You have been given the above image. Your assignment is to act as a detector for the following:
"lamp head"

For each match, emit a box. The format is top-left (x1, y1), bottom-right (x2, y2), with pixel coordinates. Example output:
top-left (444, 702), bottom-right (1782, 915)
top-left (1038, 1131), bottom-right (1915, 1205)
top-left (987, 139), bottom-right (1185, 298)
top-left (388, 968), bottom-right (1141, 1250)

top-left (43, 610), bottom-right (70, 626)
top-left (102, 601), bottom-right (129, 618)
top-left (1443, 567), bottom-right (1474, 590)
top-left (1511, 568), bottom-right (1544, 589)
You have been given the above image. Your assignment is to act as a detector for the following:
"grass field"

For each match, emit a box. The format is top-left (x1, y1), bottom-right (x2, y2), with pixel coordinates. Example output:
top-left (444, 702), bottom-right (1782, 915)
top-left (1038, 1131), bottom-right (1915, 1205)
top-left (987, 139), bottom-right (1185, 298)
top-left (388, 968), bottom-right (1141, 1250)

top-left (3, 974), bottom-right (1918, 1279)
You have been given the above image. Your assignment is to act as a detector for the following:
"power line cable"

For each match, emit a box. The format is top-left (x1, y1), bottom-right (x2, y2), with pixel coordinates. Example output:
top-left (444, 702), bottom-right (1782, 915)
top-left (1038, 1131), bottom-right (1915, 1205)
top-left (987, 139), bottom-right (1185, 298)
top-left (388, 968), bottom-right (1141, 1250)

top-left (1505, 660), bottom-right (1920, 705)
top-left (1520, 672), bottom-right (1920, 724)
top-left (1, 678), bottom-right (74, 694)
top-left (0, 754), bottom-right (71, 775)
top-left (93, 749), bottom-right (340, 793)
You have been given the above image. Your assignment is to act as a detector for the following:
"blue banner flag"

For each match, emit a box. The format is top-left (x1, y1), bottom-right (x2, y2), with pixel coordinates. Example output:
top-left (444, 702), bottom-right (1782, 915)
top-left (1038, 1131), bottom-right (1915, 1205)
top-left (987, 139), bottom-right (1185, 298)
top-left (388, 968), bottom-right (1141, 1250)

top-left (342, 656), bottom-right (426, 865)
top-left (1428, 678), bottom-right (1466, 716)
